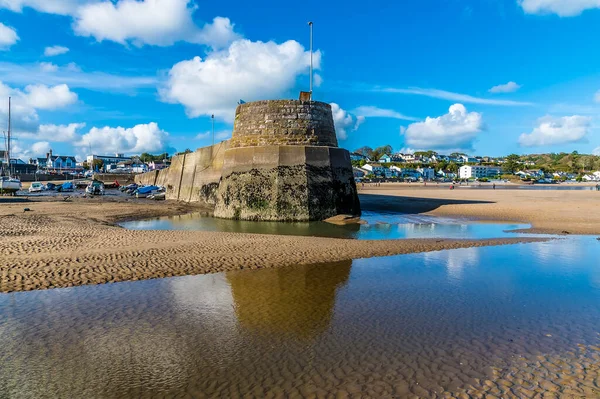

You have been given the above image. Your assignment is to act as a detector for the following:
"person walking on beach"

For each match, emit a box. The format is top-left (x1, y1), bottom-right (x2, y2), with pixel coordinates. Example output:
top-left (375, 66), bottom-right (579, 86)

top-left (493, 183), bottom-right (496, 190)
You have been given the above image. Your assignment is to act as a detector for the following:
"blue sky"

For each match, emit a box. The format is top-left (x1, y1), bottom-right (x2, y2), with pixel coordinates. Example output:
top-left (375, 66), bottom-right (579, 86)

top-left (1, 0), bottom-right (600, 161)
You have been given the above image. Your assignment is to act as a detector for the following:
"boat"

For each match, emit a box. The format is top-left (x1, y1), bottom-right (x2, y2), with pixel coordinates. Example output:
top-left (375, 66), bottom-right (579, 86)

top-left (86, 180), bottom-right (105, 195)
top-left (0, 97), bottom-right (21, 195)
top-left (28, 182), bottom-right (44, 193)
top-left (0, 176), bottom-right (21, 195)
top-left (57, 181), bottom-right (74, 192)
top-left (135, 185), bottom-right (160, 198)
top-left (148, 192), bottom-right (166, 201)
top-left (45, 182), bottom-right (57, 191)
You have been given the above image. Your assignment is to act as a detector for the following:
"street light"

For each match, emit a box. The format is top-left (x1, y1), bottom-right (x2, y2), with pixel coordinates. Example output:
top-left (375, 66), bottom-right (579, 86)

top-left (308, 21), bottom-right (313, 100)
top-left (211, 114), bottom-right (215, 146)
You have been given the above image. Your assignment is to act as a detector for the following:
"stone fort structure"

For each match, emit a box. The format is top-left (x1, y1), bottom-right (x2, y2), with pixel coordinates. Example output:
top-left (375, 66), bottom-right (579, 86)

top-left (136, 99), bottom-right (360, 221)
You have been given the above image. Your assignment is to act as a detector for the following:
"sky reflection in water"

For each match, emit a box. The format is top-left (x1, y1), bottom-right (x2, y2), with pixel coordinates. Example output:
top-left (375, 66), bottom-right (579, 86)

top-left (1, 237), bottom-right (599, 397)
top-left (121, 210), bottom-right (530, 240)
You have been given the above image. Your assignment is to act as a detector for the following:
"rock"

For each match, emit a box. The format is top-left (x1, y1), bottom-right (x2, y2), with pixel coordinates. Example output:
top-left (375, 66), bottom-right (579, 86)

top-left (324, 214), bottom-right (363, 225)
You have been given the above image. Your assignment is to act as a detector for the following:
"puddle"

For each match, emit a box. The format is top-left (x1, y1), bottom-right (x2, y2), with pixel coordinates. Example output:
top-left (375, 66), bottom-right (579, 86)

top-left (120, 210), bottom-right (531, 240)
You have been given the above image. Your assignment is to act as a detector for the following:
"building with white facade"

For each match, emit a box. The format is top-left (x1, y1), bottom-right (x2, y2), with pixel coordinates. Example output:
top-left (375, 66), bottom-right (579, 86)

top-left (87, 154), bottom-right (132, 170)
top-left (459, 165), bottom-right (501, 179)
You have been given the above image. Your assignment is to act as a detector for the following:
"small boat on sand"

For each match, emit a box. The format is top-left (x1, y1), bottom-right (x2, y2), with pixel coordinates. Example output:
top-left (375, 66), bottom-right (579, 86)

top-left (86, 181), bottom-right (105, 196)
top-left (0, 176), bottom-right (21, 195)
top-left (28, 182), bottom-right (44, 193)
top-left (57, 181), bottom-right (74, 192)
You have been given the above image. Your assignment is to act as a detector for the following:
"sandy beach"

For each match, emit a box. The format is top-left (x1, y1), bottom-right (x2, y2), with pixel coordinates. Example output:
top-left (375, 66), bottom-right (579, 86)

top-left (0, 194), bottom-right (547, 293)
top-left (360, 183), bottom-right (600, 235)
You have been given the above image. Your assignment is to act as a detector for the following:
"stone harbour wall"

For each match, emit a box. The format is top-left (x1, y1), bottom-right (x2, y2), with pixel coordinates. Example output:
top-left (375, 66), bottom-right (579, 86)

top-left (135, 141), bottom-right (228, 204)
top-left (135, 100), bottom-right (360, 221)
top-left (229, 100), bottom-right (338, 149)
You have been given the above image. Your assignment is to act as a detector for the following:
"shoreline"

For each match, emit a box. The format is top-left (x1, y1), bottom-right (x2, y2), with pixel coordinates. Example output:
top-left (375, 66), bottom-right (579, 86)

top-left (0, 195), bottom-right (550, 293)
top-left (359, 184), bottom-right (600, 235)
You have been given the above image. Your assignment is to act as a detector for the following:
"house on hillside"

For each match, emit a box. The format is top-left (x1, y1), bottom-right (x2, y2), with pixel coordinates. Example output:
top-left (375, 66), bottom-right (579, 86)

top-left (379, 155), bottom-right (392, 163)
top-left (362, 164), bottom-right (385, 175)
top-left (353, 167), bottom-right (367, 180)
top-left (350, 152), bottom-right (369, 162)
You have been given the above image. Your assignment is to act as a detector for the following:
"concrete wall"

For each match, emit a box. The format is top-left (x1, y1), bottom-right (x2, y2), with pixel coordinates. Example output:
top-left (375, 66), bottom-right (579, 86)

top-left (94, 173), bottom-right (136, 185)
top-left (134, 141), bottom-right (228, 204)
top-left (229, 100), bottom-right (338, 149)
top-left (213, 145), bottom-right (360, 221)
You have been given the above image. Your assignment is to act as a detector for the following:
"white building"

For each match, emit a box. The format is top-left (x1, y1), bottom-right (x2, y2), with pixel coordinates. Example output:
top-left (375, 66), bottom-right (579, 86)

top-left (87, 153), bottom-right (132, 170)
top-left (362, 164), bottom-right (385, 175)
top-left (459, 165), bottom-right (501, 179)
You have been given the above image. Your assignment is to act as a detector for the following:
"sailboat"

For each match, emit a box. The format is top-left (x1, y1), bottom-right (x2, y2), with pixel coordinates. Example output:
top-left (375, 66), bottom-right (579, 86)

top-left (0, 97), bottom-right (22, 195)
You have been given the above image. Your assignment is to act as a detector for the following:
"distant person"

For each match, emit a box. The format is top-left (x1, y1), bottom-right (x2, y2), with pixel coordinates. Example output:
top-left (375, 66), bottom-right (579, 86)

top-left (596, 184), bottom-right (600, 191)
top-left (493, 183), bottom-right (496, 190)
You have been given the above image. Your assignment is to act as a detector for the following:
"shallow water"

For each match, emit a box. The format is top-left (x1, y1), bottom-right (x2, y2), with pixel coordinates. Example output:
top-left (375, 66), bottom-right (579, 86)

top-left (120, 210), bottom-right (530, 240)
top-left (1, 237), bottom-right (599, 398)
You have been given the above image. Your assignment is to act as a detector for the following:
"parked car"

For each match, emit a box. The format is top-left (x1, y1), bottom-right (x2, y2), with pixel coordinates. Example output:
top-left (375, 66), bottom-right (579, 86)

top-left (28, 182), bottom-right (44, 193)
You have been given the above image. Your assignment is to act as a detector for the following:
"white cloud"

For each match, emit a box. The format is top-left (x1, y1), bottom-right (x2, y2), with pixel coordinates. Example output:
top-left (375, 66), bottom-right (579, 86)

top-left (594, 90), bottom-right (600, 103)
top-left (353, 106), bottom-right (419, 121)
top-left (216, 130), bottom-right (231, 141)
top-left (0, 61), bottom-right (157, 92)
top-left (44, 45), bottom-right (69, 56)
top-left (77, 122), bottom-right (170, 154)
top-left (23, 84), bottom-right (78, 110)
top-left (518, 115), bottom-right (591, 147)
top-left (593, 147), bottom-right (600, 156)
top-left (313, 73), bottom-right (323, 88)
top-left (0, 81), bottom-right (78, 133)
top-left (0, 22), bottom-right (18, 49)
top-left (31, 141), bottom-right (51, 156)
top-left (381, 87), bottom-right (533, 106)
top-left (519, 0), bottom-right (600, 16)
top-left (39, 62), bottom-right (58, 72)
top-left (0, 0), bottom-right (91, 15)
top-left (73, 0), bottom-right (238, 48)
top-left (330, 103), bottom-right (363, 140)
top-left (36, 123), bottom-right (86, 142)
top-left (195, 130), bottom-right (231, 141)
top-left (161, 39), bottom-right (320, 121)
top-left (402, 104), bottom-right (484, 151)
top-left (489, 81), bottom-right (521, 93)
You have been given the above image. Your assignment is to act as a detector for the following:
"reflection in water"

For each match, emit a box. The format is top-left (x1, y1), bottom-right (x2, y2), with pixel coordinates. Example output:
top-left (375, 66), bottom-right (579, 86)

top-left (227, 261), bottom-right (351, 340)
top-left (1, 237), bottom-right (599, 397)
top-left (121, 211), bottom-right (529, 240)
top-left (423, 247), bottom-right (480, 281)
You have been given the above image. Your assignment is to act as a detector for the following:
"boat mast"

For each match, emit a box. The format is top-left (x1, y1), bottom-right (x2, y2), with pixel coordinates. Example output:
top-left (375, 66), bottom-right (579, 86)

top-left (7, 97), bottom-right (11, 174)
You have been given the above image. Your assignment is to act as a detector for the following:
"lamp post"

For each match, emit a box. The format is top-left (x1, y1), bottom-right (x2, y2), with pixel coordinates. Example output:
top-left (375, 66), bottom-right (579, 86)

top-left (211, 114), bottom-right (215, 146)
top-left (308, 21), bottom-right (313, 100)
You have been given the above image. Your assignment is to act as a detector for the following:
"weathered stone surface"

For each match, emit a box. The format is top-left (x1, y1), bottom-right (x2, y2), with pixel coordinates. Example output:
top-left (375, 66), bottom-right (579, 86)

top-left (229, 100), bottom-right (338, 148)
top-left (135, 100), bottom-right (360, 221)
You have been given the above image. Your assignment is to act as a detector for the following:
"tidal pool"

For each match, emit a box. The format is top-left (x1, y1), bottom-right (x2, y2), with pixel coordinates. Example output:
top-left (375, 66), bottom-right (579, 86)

top-left (1, 237), bottom-right (599, 398)
top-left (120, 211), bottom-right (530, 240)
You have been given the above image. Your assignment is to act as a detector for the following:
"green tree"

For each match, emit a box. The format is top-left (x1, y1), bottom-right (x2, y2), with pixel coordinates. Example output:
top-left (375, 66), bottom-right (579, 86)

top-left (354, 146), bottom-right (374, 159)
top-left (503, 154), bottom-right (521, 174)
top-left (447, 162), bottom-right (458, 173)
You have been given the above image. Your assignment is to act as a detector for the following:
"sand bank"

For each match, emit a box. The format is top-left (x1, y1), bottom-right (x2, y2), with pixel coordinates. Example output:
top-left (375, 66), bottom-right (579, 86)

top-left (359, 184), bottom-right (600, 235)
top-left (0, 196), bottom-right (547, 293)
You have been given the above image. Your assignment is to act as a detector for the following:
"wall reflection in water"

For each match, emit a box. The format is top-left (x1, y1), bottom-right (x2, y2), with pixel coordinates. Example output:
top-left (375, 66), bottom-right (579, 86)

top-left (227, 260), bottom-right (352, 340)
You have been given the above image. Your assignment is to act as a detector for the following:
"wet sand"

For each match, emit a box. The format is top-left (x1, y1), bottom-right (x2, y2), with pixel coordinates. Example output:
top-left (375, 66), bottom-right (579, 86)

top-left (0, 196), bottom-right (546, 293)
top-left (360, 183), bottom-right (600, 235)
